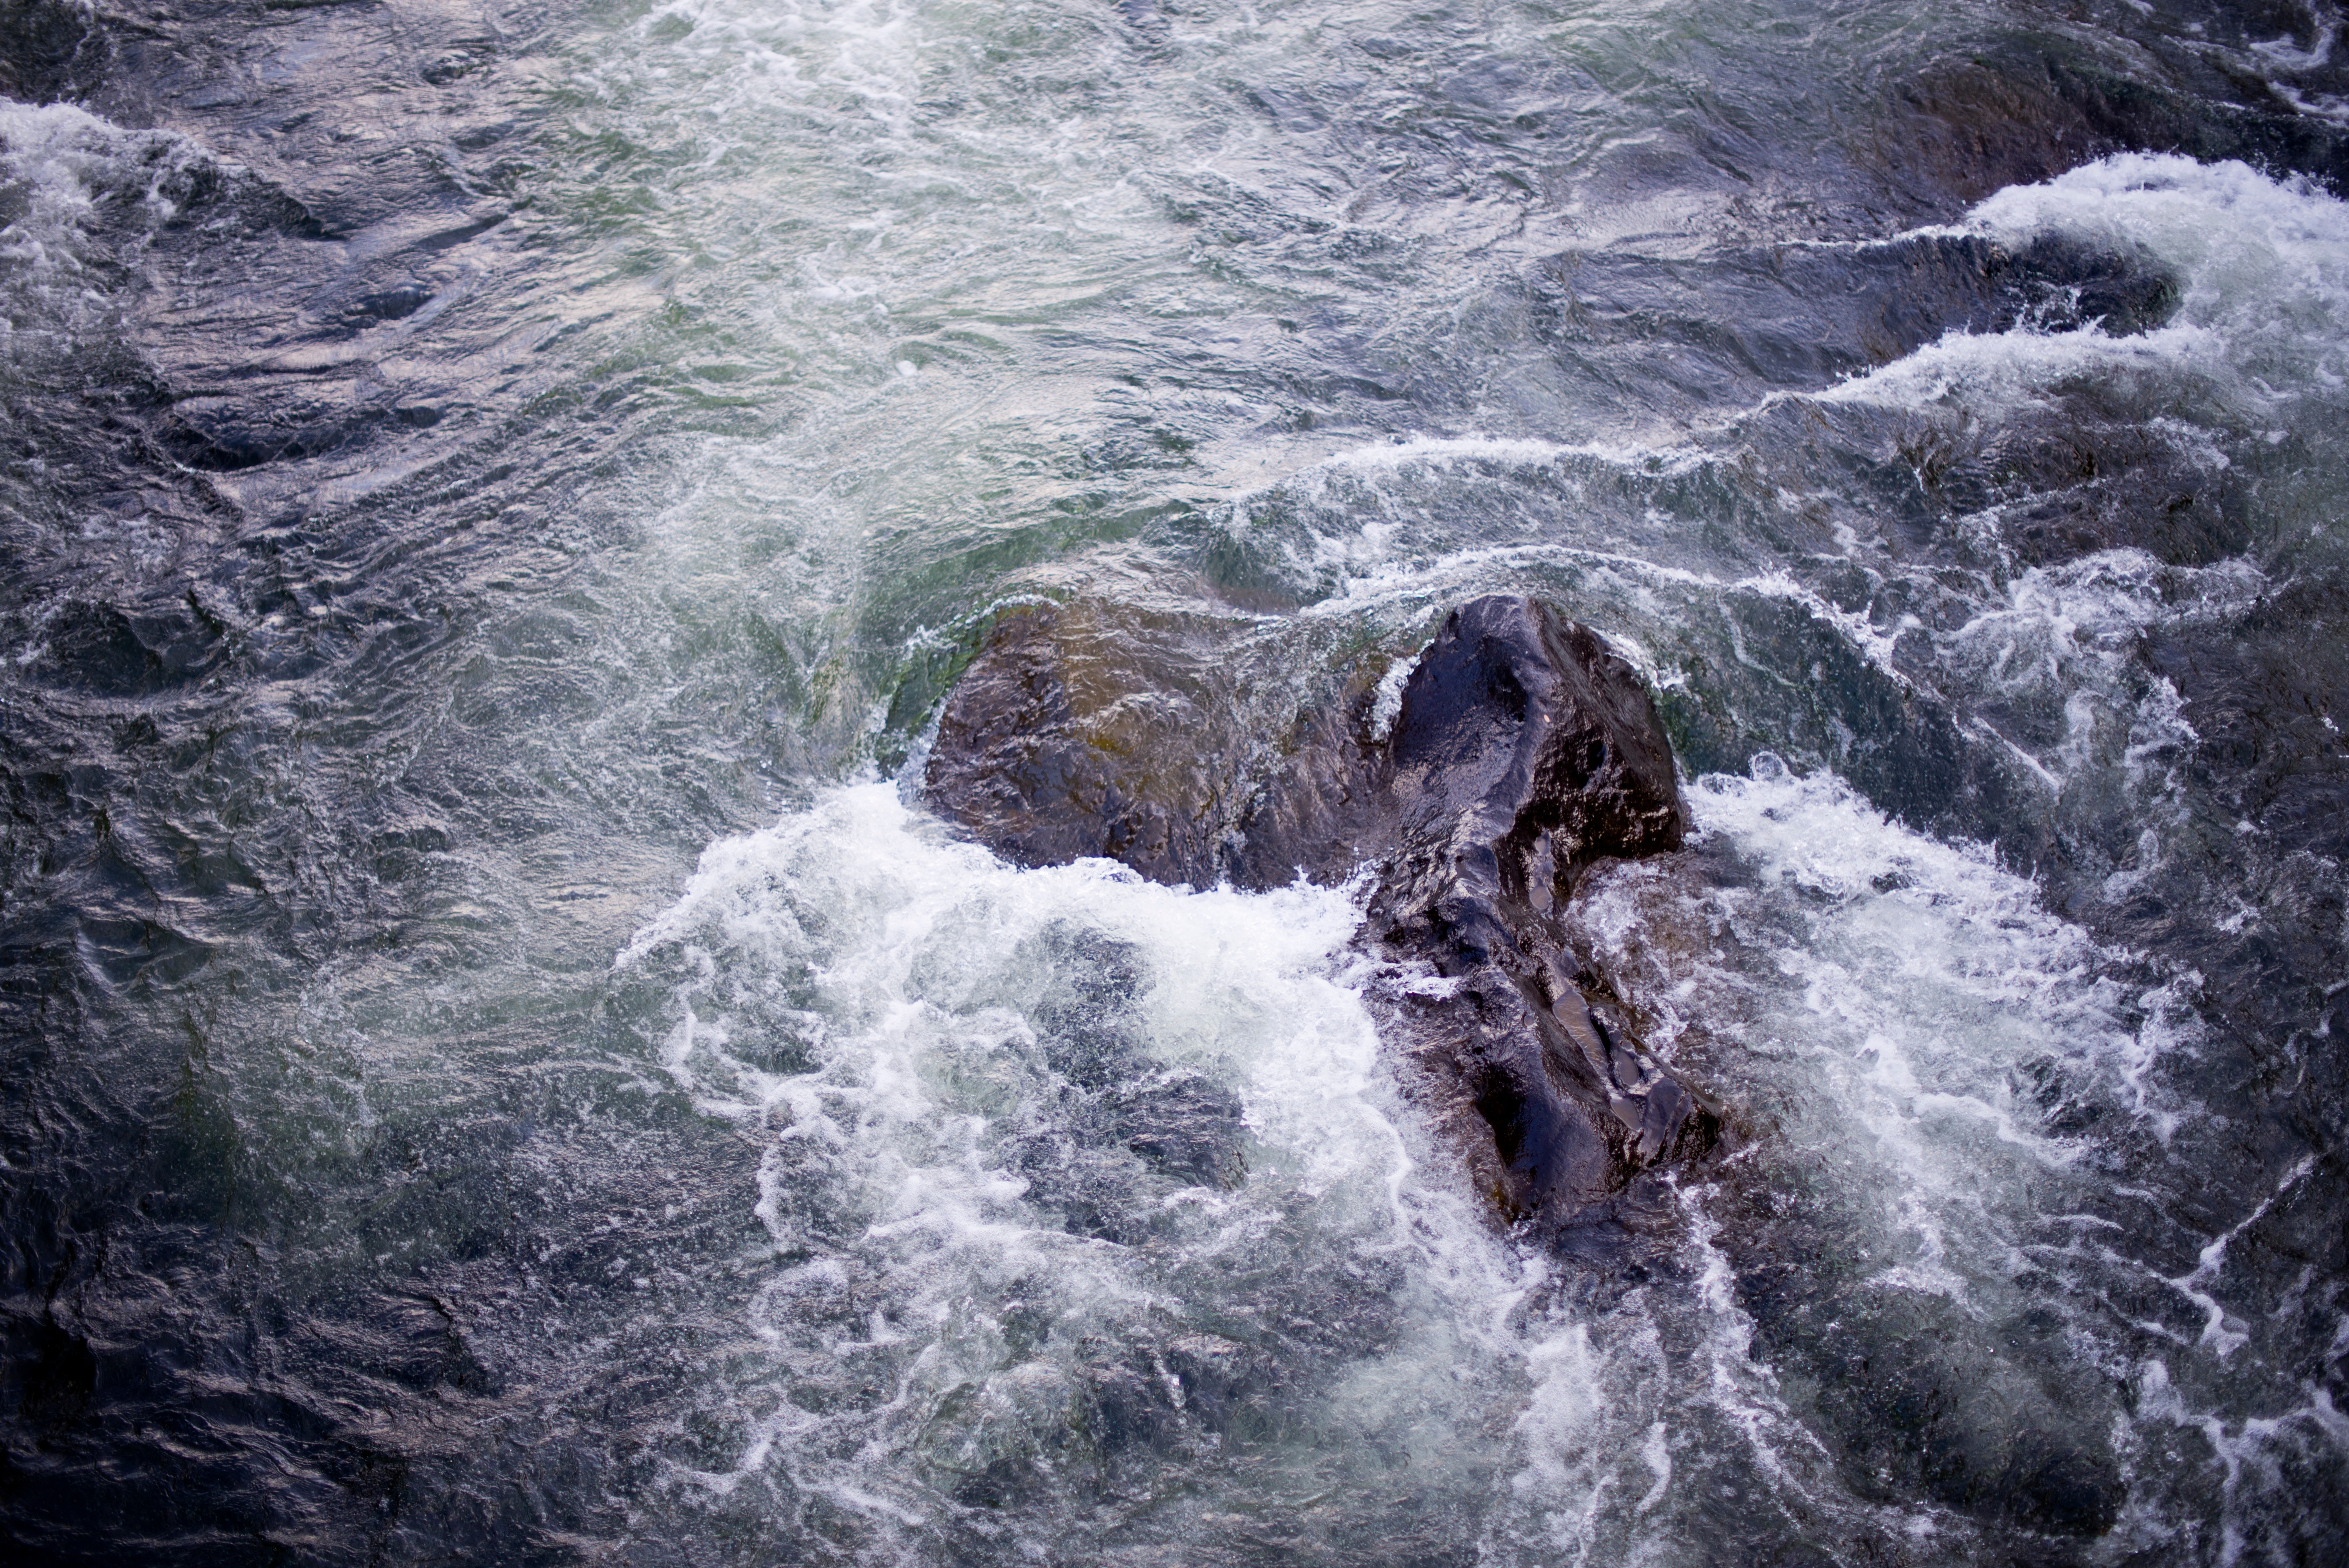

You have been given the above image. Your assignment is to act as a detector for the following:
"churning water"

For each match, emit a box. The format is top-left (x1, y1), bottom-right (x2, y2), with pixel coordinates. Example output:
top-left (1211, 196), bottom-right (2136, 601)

top-left (4, 1), bottom-right (2348, 1563)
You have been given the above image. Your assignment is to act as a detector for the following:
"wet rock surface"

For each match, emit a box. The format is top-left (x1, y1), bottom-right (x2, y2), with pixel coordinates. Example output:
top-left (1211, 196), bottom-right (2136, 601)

top-left (3, 0), bottom-right (2340, 1558)
top-left (925, 594), bottom-right (1720, 1235)
top-left (920, 599), bottom-right (1264, 886)
top-left (1353, 599), bottom-right (1713, 1234)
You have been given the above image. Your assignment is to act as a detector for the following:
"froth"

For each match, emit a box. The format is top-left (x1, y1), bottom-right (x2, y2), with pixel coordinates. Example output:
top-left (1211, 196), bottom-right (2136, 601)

top-left (1838, 153), bottom-right (2349, 417)
top-left (613, 784), bottom-right (1578, 1554)
top-left (0, 100), bottom-right (211, 359)
top-left (1568, 759), bottom-right (2205, 1376)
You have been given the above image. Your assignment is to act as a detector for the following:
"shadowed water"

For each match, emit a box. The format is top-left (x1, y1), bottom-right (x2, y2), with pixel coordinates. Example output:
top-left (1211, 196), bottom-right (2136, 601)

top-left (3, 0), bottom-right (2347, 1563)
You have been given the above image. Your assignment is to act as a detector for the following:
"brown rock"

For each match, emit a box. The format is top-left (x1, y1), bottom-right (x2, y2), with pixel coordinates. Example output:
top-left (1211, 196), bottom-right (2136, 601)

top-left (923, 593), bottom-right (1717, 1236)
top-left (921, 599), bottom-right (1258, 886)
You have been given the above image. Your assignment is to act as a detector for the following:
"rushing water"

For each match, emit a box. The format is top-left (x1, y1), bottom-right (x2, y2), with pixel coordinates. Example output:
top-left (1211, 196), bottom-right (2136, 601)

top-left (4, 0), bottom-right (2348, 1563)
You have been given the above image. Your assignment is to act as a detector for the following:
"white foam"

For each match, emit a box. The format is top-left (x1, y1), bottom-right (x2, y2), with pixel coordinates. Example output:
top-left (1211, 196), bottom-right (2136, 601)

top-left (1833, 153), bottom-right (2349, 417)
top-left (2133, 1352), bottom-right (2349, 1568)
top-left (1812, 319), bottom-right (2227, 416)
top-left (615, 783), bottom-right (1599, 1547)
top-left (622, 777), bottom-right (2157, 1556)
top-left (0, 99), bottom-right (212, 359)
top-left (1208, 434), bottom-right (1711, 603)
top-left (1312, 433), bottom-right (1707, 478)
top-left (1366, 644), bottom-right (1421, 741)
top-left (1572, 763), bottom-right (2194, 1306)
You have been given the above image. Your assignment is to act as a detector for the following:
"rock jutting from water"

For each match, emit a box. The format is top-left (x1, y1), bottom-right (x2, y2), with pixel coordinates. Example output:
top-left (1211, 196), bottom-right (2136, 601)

top-left (923, 593), bottom-right (1720, 1238)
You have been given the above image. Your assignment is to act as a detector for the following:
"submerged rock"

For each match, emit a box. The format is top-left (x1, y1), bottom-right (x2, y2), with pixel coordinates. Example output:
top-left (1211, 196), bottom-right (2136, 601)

top-left (925, 593), bottom-right (1719, 1235)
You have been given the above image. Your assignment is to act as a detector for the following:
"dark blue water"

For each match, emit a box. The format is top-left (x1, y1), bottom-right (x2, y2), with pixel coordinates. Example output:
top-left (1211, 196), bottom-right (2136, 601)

top-left (4, 1), bottom-right (2348, 1562)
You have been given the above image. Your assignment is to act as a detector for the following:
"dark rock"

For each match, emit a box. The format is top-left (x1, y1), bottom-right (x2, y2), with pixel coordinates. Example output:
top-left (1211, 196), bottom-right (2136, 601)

top-left (925, 594), bottom-right (1719, 1235)
top-left (1378, 599), bottom-right (1686, 916)
top-left (0, 0), bottom-right (108, 106)
top-left (1355, 599), bottom-right (1710, 1229)
top-left (1225, 668), bottom-right (1398, 890)
top-left (1526, 230), bottom-right (2181, 418)
top-left (1871, 42), bottom-right (2349, 214)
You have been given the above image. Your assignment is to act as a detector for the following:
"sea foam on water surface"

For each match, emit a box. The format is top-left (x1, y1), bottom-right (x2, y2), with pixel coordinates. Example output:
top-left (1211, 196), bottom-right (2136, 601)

top-left (613, 783), bottom-right (1562, 1555)
top-left (1830, 153), bottom-right (2349, 419)
top-left (0, 100), bottom-right (213, 358)
top-left (608, 748), bottom-right (2262, 1559)
top-left (1559, 761), bottom-right (2349, 1556)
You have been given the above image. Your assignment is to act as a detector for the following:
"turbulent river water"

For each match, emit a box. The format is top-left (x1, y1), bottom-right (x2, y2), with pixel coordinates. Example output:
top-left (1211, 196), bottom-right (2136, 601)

top-left (5, 1), bottom-right (2349, 1563)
